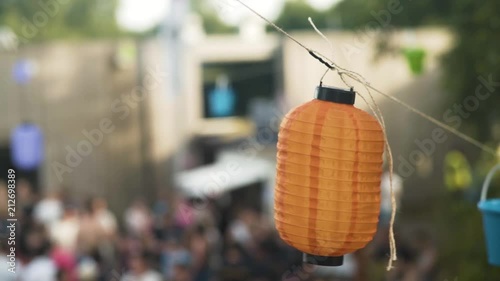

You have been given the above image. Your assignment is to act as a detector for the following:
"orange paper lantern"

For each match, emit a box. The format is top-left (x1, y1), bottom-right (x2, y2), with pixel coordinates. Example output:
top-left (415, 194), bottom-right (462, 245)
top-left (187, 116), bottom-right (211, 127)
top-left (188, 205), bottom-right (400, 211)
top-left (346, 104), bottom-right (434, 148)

top-left (275, 85), bottom-right (385, 266)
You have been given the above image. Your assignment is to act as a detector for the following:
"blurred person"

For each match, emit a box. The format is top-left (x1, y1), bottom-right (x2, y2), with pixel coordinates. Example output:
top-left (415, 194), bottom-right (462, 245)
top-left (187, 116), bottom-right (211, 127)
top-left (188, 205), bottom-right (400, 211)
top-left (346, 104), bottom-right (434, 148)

top-left (171, 264), bottom-right (193, 281)
top-left (78, 198), bottom-right (115, 281)
top-left (246, 216), bottom-right (281, 280)
top-left (50, 203), bottom-right (80, 253)
top-left (142, 233), bottom-right (162, 269)
top-left (227, 209), bottom-right (252, 248)
top-left (33, 191), bottom-right (63, 227)
top-left (121, 251), bottom-right (163, 281)
top-left (50, 204), bottom-right (79, 281)
top-left (153, 190), bottom-right (170, 221)
top-left (199, 213), bottom-right (223, 278)
top-left (249, 243), bottom-right (276, 281)
top-left (174, 198), bottom-right (195, 229)
top-left (125, 198), bottom-right (154, 237)
top-left (18, 223), bottom-right (58, 281)
top-left (51, 246), bottom-right (78, 281)
top-left (91, 197), bottom-right (118, 238)
top-left (219, 243), bottom-right (251, 281)
top-left (154, 213), bottom-right (183, 243)
top-left (90, 197), bottom-right (119, 280)
top-left (160, 238), bottom-right (192, 280)
top-left (189, 225), bottom-right (211, 281)
top-left (77, 256), bottom-right (99, 281)
top-left (77, 201), bottom-right (105, 257)
top-left (118, 236), bottom-right (143, 264)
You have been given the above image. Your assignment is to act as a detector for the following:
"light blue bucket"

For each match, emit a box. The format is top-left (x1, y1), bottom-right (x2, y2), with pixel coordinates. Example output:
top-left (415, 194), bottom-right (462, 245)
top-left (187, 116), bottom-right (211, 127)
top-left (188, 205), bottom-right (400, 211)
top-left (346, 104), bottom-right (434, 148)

top-left (478, 163), bottom-right (500, 266)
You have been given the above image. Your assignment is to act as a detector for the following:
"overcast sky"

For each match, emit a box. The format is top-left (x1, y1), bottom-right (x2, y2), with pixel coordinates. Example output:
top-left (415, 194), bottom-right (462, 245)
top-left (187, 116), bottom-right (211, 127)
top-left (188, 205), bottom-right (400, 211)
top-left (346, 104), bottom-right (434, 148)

top-left (116, 0), bottom-right (341, 32)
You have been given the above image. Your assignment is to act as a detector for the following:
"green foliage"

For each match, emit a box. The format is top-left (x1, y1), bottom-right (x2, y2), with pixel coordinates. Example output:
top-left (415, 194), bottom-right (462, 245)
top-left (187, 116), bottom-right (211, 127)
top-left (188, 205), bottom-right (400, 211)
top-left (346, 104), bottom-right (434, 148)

top-left (202, 12), bottom-right (237, 34)
top-left (443, 1), bottom-right (500, 142)
top-left (273, 0), bottom-right (327, 31)
top-left (327, 0), bottom-right (379, 29)
top-left (0, 0), bottom-right (122, 42)
top-left (0, 1), bottom-right (15, 25)
top-left (191, 0), bottom-right (236, 34)
top-left (328, 0), bottom-right (453, 28)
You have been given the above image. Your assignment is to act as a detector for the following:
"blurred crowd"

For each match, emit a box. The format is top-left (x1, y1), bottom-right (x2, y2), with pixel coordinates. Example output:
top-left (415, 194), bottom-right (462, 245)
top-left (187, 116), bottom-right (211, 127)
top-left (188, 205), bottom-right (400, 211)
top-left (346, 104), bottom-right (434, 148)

top-left (0, 180), bottom-right (305, 281)
top-left (0, 177), bottom-right (439, 281)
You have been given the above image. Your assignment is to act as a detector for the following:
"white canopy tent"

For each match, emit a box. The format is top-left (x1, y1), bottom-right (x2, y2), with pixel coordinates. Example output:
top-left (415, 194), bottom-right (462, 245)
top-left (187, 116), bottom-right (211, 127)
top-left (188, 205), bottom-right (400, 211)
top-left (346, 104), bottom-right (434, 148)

top-left (175, 151), bottom-right (274, 199)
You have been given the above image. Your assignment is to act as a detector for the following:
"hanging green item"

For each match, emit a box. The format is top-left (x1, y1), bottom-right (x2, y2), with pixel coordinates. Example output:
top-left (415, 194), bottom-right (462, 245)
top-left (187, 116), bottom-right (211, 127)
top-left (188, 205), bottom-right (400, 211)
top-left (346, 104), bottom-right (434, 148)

top-left (444, 150), bottom-right (473, 192)
top-left (403, 47), bottom-right (427, 75)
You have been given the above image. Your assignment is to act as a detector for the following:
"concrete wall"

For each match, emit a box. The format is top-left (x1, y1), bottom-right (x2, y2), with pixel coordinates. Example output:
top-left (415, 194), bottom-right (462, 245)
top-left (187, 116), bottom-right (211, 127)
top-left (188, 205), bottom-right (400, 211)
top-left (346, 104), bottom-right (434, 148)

top-left (0, 41), bottom-right (149, 213)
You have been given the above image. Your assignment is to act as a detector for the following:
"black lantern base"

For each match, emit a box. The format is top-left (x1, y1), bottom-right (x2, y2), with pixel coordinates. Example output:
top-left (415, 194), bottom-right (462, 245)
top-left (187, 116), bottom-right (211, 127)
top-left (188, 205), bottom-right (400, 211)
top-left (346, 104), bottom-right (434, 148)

top-left (303, 253), bottom-right (344, 266)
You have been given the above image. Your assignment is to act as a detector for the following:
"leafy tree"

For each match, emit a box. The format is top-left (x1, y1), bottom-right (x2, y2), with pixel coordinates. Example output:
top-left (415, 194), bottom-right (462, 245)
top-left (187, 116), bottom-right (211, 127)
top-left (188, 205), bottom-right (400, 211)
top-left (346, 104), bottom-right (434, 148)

top-left (326, 0), bottom-right (379, 29)
top-left (0, 1), bottom-right (13, 24)
top-left (327, 0), bottom-right (453, 28)
top-left (274, 0), bottom-right (327, 30)
top-left (443, 1), bottom-right (500, 141)
top-left (191, 0), bottom-right (236, 34)
top-left (0, 0), bottom-right (121, 42)
top-left (63, 0), bottom-right (120, 37)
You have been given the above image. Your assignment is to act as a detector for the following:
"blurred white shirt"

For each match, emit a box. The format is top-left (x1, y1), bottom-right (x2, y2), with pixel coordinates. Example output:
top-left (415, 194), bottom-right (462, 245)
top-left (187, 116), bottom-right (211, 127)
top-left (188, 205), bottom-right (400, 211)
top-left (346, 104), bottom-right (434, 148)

top-left (50, 217), bottom-right (80, 252)
top-left (229, 220), bottom-right (251, 245)
top-left (19, 257), bottom-right (57, 281)
top-left (0, 255), bottom-right (20, 281)
top-left (95, 210), bottom-right (118, 236)
top-left (125, 207), bottom-right (151, 236)
top-left (33, 198), bottom-right (63, 226)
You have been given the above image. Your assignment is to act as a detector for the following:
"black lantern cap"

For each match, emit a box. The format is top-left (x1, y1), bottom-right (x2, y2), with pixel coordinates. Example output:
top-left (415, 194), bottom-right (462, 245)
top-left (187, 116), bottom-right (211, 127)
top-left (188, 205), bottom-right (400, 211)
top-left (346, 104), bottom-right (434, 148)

top-left (315, 85), bottom-right (355, 105)
top-left (303, 253), bottom-right (344, 266)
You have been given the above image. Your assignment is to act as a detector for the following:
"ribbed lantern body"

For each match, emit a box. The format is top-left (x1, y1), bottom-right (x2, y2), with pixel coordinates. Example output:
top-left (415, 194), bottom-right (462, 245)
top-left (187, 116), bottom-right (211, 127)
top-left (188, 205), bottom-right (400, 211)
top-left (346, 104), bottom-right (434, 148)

top-left (275, 99), bottom-right (384, 257)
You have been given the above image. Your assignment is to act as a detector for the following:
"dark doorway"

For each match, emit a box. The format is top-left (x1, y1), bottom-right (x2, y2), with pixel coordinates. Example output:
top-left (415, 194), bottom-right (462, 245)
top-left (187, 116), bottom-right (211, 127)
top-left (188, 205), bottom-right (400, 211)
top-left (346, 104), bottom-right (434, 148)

top-left (202, 60), bottom-right (276, 118)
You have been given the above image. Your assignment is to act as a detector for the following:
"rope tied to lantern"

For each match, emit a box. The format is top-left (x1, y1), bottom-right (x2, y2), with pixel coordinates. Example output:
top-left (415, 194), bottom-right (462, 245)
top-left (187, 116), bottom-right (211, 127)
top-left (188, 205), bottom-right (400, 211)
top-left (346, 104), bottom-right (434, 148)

top-left (234, 0), bottom-right (499, 271)
top-left (307, 18), bottom-right (398, 269)
top-left (235, 1), bottom-right (398, 267)
top-left (233, 0), bottom-right (497, 158)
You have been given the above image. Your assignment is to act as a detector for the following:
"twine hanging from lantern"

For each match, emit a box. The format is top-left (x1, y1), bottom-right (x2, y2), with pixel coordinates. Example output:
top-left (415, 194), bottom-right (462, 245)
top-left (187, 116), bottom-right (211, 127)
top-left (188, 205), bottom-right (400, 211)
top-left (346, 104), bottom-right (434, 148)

top-left (235, 0), bottom-right (500, 269)
top-left (275, 85), bottom-right (385, 266)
